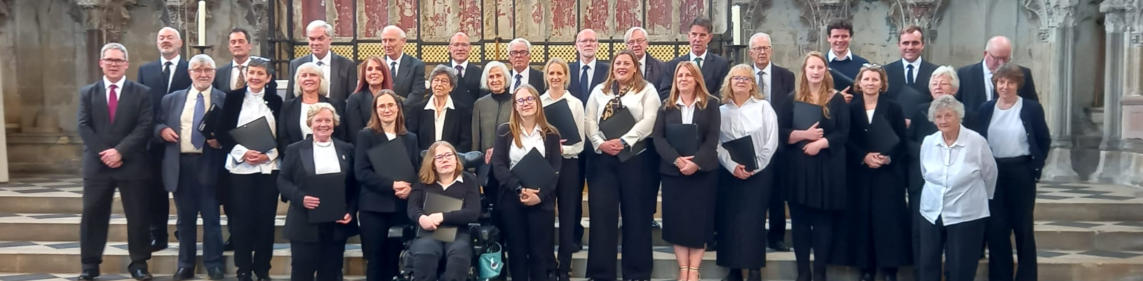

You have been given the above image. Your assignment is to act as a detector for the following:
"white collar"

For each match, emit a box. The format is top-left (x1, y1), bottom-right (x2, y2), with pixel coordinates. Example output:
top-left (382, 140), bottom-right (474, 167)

top-left (387, 54), bottom-right (404, 64)
top-left (828, 49), bottom-right (853, 62)
top-left (935, 125), bottom-right (969, 149)
top-left (675, 95), bottom-right (698, 107)
top-left (690, 51), bottom-right (707, 62)
top-left (902, 57), bottom-right (923, 68)
top-left (424, 94), bottom-right (456, 111)
top-left (233, 58), bottom-right (250, 68)
top-left (247, 87), bottom-right (265, 97)
top-left (313, 51), bottom-right (332, 65)
top-left (520, 124), bottom-right (542, 137)
top-left (438, 174), bottom-right (464, 186)
top-left (728, 97), bottom-right (763, 109)
top-left (982, 59), bottom-right (994, 76)
top-left (753, 62), bottom-right (773, 75)
top-left (512, 68), bottom-right (529, 77)
top-left (453, 60), bottom-right (468, 69)
top-left (103, 76), bottom-right (125, 89)
top-left (160, 54), bottom-right (181, 66)
top-left (581, 58), bottom-right (597, 70)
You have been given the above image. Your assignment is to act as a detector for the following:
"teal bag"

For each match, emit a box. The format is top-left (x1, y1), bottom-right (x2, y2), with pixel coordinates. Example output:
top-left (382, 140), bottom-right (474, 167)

top-left (477, 242), bottom-right (503, 280)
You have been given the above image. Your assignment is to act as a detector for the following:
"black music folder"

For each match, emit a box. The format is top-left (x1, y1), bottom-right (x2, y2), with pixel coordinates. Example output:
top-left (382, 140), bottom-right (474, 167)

top-left (198, 103), bottom-right (219, 138)
top-left (228, 116), bottom-right (277, 152)
top-left (793, 101), bottom-right (823, 130)
top-left (722, 135), bottom-right (758, 171)
top-left (665, 123), bottom-right (699, 156)
top-left (543, 99), bottom-right (581, 145)
top-left (599, 107), bottom-right (644, 162)
top-left (868, 117), bottom-right (900, 153)
top-left (829, 68), bottom-right (854, 86)
top-left (367, 138), bottom-right (416, 182)
top-left (423, 192), bottom-right (464, 242)
top-left (511, 148), bottom-right (556, 190)
top-left (305, 173), bottom-right (347, 223)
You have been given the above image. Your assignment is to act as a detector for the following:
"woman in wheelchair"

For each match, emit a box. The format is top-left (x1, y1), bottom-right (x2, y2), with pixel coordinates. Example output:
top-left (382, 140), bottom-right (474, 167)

top-left (407, 141), bottom-right (482, 281)
top-left (491, 85), bottom-right (563, 281)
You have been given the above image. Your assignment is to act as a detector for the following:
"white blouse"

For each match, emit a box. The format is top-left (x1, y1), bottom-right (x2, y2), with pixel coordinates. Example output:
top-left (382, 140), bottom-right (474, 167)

top-left (919, 125), bottom-right (998, 226)
top-left (312, 140), bottom-right (342, 175)
top-left (584, 81), bottom-right (661, 154)
top-left (716, 98), bottom-right (779, 174)
top-left (540, 91), bottom-right (586, 158)
top-left (227, 89), bottom-right (280, 174)
top-left (424, 94), bottom-right (456, 142)
top-left (508, 125), bottom-right (546, 169)
top-left (987, 98), bottom-right (1031, 158)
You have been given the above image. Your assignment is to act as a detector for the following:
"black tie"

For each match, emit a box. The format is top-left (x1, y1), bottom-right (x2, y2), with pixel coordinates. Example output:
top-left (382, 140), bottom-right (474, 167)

top-left (456, 65), bottom-right (464, 78)
top-left (581, 65), bottom-right (591, 96)
top-left (390, 61), bottom-right (397, 77)
top-left (162, 61), bottom-right (172, 93)
top-left (906, 64), bottom-right (915, 85)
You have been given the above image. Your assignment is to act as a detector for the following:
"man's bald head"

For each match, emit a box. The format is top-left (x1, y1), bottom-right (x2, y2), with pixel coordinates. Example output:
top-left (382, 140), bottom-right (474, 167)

top-left (983, 36), bottom-right (1012, 71)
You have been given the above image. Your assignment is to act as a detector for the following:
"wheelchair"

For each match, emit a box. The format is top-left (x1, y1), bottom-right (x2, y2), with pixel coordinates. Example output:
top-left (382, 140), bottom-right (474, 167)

top-left (393, 150), bottom-right (504, 281)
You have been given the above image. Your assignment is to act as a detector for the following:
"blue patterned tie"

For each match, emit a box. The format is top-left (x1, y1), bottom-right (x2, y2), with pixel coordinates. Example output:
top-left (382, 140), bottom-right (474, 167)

top-left (513, 73), bottom-right (522, 93)
top-left (580, 65), bottom-right (591, 96)
top-left (192, 92), bottom-right (205, 149)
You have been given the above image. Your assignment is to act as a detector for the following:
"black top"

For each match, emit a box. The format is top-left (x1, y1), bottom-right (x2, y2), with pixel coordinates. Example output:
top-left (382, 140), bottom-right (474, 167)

top-left (217, 87), bottom-right (284, 153)
top-left (651, 95), bottom-right (722, 175)
top-left (490, 123), bottom-right (563, 210)
top-left (345, 90), bottom-right (378, 143)
top-left (405, 97), bottom-right (474, 151)
top-left (846, 95), bottom-right (907, 172)
top-left (777, 93), bottom-right (850, 210)
top-left (906, 101), bottom-right (940, 193)
top-left (407, 172), bottom-right (482, 227)
top-left (277, 138), bottom-right (360, 242)
top-left (354, 129), bottom-right (421, 213)
top-left (968, 98), bottom-right (1051, 180)
top-left (277, 95), bottom-right (348, 149)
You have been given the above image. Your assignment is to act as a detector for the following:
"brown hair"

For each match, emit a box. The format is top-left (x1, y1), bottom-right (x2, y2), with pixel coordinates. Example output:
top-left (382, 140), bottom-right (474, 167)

top-left (365, 89), bottom-right (408, 135)
top-left (854, 65), bottom-right (889, 94)
top-left (507, 85), bottom-right (559, 147)
top-left (719, 64), bottom-right (765, 104)
top-left (795, 52), bottom-right (835, 118)
top-left (353, 56), bottom-right (394, 94)
top-left (899, 25), bottom-right (925, 42)
top-left (600, 50), bottom-right (647, 95)
top-left (418, 141), bottom-right (465, 184)
top-left (991, 64), bottom-right (1025, 89)
top-left (665, 61), bottom-right (711, 110)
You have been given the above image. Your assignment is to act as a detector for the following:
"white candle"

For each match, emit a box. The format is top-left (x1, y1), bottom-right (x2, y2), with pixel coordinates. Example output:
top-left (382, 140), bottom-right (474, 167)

top-left (197, 1), bottom-right (206, 45)
top-left (731, 5), bottom-right (742, 46)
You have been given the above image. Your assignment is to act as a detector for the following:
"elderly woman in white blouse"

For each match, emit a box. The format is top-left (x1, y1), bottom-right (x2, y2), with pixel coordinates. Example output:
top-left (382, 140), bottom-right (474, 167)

top-left (916, 95), bottom-right (997, 281)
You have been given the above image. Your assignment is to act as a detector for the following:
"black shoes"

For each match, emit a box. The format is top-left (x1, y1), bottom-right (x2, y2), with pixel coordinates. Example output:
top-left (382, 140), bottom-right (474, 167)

top-left (148, 236), bottom-right (168, 252)
top-left (746, 269), bottom-right (762, 281)
top-left (77, 269), bottom-right (99, 281)
top-left (768, 240), bottom-right (791, 252)
top-left (207, 267), bottom-right (225, 280)
top-left (223, 237), bottom-right (235, 252)
top-left (129, 268), bottom-right (153, 281)
top-left (723, 269), bottom-right (743, 281)
top-left (172, 268), bottom-right (194, 281)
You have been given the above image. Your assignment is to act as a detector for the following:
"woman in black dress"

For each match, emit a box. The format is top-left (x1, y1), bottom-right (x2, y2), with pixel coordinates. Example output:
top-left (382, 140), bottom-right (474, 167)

top-left (778, 52), bottom-right (850, 281)
top-left (651, 61), bottom-right (720, 281)
top-left (407, 141), bottom-right (482, 281)
top-left (833, 65), bottom-right (911, 281)
top-left (345, 56), bottom-right (395, 141)
top-left (354, 90), bottom-right (420, 281)
top-left (713, 64), bottom-right (778, 281)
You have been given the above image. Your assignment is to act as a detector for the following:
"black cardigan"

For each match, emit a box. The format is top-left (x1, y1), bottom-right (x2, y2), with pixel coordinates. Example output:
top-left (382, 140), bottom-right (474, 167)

top-left (278, 95), bottom-right (348, 150)
top-left (490, 123), bottom-right (563, 210)
top-left (407, 172), bottom-right (482, 228)
top-left (353, 129), bottom-right (421, 213)
top-left (968, 98), bottom-right (1051, 180)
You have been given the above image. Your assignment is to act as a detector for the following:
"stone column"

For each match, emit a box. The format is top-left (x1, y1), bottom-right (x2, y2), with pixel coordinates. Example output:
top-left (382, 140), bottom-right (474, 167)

top-left (0, 0), bottom-right (9, 182)
top-left (1029, 0), bottom-right (1081, 182)
top-left (1092, 0), bottom-right (1139, 184)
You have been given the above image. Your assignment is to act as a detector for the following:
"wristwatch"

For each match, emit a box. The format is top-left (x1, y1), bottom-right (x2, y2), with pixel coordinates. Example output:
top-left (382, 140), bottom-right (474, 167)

top-left (620, 139), bottom-right (630, 149)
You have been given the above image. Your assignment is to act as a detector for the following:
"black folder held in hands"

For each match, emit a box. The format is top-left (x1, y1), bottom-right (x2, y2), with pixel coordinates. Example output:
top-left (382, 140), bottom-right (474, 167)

top-left (543, 99), bottom-right (581, 145)
top-left (367, 138), bottom-right (416, 182)
top-left (198, 103), bottom-right (219, 138)
top-left (722, 135), bottom-right (758, 171)
top-left (511, 148), bottom-right (556, 190)
top-left (423, 192), bottom-right (464, 242)
top-left (228, 116), bottom-right (277, 153)
top-left (868, 117), bottom-right (900, 153)
top-left (793, 101), bottom-right (823, 130)
top-left (305, 173), bottom-right (347, 223)
top-left (599, 107), bottom-right (644, 162)
top-left (665, 123), bottom-right (699, 156)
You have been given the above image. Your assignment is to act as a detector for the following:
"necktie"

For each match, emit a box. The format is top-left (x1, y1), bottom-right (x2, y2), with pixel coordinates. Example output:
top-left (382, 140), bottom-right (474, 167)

top-left (757, 70), bottom-right (767, 99)
top-left (694, 57), bottom-right (704, 69)
top-left (162, 62), bottom-right (172, 93)
top-left (192, 92), bottom-right (205, 149)
top-left (234, 65), bottom-right (246, 90)
top-left (906, 64), bottom-right (915, 85)
top-left (390, 61), bottom-right (398, 77)
top-left (316, 61), bottom-right (324, 67)
top-left (580, 65), bottom-right (591, 96)
top-left (107, 85), bottom-right (119, 123)
top-left (455, 65), bottom-right (464, 78)
top-left (513, 73), bottom-right (522, 92)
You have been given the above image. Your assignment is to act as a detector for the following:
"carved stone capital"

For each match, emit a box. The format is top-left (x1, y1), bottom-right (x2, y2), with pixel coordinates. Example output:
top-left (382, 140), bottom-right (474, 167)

top-left (74, 0), bottom-right (138, 42)
top-left (1100, 0), bottom-right (1138, 34)
top-left (885, 0), bottom-right (947, 40)
top-left (1023, 0), bottom-right (1081, 41)
top-left (799, 0), bottom-right (857, 45)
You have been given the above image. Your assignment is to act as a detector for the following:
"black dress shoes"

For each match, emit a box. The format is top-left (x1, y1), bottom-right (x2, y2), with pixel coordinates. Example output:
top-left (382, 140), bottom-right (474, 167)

top-left (148, 238), bottom-right (168, 252)
top-left (172, 267), bottom-right (194, 281)
top-left (746, 269), bottom-right (762, 281)
top-left (768, 240), bottom-right (791, 252)
top-left (237, 272), bottom-right (254, 281)
top-left (723, 269), bottom-right (743, 281)
top-left (77, 269), bottom-right (99, 281)
top-left (207, 267), bottom-right (225, 280)
top-left (129, 268), bottom-right (153, 281)
top-left (223, 237), bottom-right (235, 252)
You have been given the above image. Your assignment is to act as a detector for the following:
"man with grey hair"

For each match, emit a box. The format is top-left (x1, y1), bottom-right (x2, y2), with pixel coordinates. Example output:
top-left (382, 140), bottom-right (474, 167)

top-left (955, 35), bottom-right (1038, 116)
top-left (747, 31), bottom-right (797, 253)
top-left (507, 38), bottom-right (546, 94)
top-left (569, 29), bottom-right (610, 103)
top-left (135, 26), bottom-right (192, 253)
top-left (383, 25), bottom-right (427, 100)
top-left (287, 20), bottom-right (356, 104)
top-left (79, 42), bottom-right (155, 281)
top-left (155, 54), bottom-right (228, 281)
top-left (624, 27), bottom-right (665, 89)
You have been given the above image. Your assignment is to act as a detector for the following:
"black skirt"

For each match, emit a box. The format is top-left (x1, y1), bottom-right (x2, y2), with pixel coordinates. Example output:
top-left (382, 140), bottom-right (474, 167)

top-left (830, 163), bottom-right (912, 268)
top-left (716, 168), bottom-right (773, 268)
top-left (660, 171), bottom-right (717, 248)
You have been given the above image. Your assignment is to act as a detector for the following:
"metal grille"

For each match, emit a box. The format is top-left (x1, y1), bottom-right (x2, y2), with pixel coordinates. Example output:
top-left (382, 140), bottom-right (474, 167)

top-left (356, 43), bottom-right (385, 60)
top-left (420, 45), bottom-right (451, 64)
top-left (548, 45), bottom-right (577, 62)
top-left (484, 42), bottom-right (508, 61)
top-left (648, 44), bottom-right (687, 61)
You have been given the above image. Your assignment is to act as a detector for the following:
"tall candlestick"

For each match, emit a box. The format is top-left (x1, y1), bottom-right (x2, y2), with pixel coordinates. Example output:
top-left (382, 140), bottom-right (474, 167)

top-left (197, 1), bottom-right (206, 45)
top-left (731, 5), bottom-right (742, 46)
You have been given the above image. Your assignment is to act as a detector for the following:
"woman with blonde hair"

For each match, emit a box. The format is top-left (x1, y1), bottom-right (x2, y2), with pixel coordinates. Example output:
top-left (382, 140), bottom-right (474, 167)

top-left (539, 57), bottom-right (588, 279)
top-left (406, 141), bottom-right (481, 281)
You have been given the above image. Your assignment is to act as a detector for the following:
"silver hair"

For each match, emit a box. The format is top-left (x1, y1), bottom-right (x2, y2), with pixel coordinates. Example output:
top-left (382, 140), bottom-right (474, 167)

top-left (749, 32), bottom-right (772, 47)
top-left (509, 38), bottom-right (532, 51)
top-left (930, 65), bottom-right (960, 90)
top-left (428, 64), bottom-right (459, 89)
top-left (158, 27), bottom-right (182, 40)
top-left (623, 27), bottom-right (647, 42)
top-left (383, 25), bottom-right (407, 39)
top-left (188, 54), bottom-right (216, 69)
top-left (100, 43), bottom-right (129, 61)
top-left (306, 20), bottom-right (333, 38)
top-left (927, 95), bottom-right (965, 123)
top-left (480, 61), bottom-right (511, 91)
top-left (293, 62), bottom-right (330, 97)
top-left (305, 102), bottom-right (341, 128)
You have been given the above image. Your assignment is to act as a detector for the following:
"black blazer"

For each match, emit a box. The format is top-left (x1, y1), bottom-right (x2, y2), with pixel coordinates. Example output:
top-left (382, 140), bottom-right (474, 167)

top-left (642, 55), bottom-right (668, 93)
top-left (955, 62), bottom-right (1038, 117)
top-left (405, 98), bottom-right (473, 151)
top-left (407, 172), bottom-right (482, 229)
top-left (354, 130), bottom-right (421, 213)
top-left (660, 53), bottom-right (730, 100)
top-left (77, 80), bottom-right (154, 180)
top-left (392, 55), bottom-right (427, 99)
top-left (776, 92), bottom-right (851, 210)
top-left (286, 53), bottom-right (358, 102)
top-left (490, 123), bottom-right (563, 210)
top-left (278, 96), bottom-right (349, 150)
top-left (137, 59), bottom-right (191, 134)
top-left (213, 57), bottom-right (279, 93)
top-left (768, 65), bottom-right (797, 110)
top-left (651, 95), bottom-right (721, 175)
top-left (509, 68), bottom-right (547, 95)
top-left (278, 138), bottom-right (360, 242)
top-left (968, 98), bottom-right (1051, 180)
top-left (456, 62), bottom-right (484, 103)
top-left (345, 90), bottom-right (376, 143)
top-left (846, 95), bottom-right (907, 170)
top-left (883, 59), bottom-right (938, 117)
top-left (217, 87), bottom-right (284, 154)
top-left (568, 60), bottom-right (611, 103)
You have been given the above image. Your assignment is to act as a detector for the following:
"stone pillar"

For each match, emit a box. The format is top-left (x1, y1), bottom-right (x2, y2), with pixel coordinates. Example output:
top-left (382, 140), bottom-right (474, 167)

top-left (1092, 0), bottom-right (1140, 185)
top-left (0, 1), bottom-right (9, 182)
top-left (1029, 0), bottom-right (1081, 182)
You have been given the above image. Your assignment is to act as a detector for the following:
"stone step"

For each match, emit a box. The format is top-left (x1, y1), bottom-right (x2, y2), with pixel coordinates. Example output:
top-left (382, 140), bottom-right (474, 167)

top-left (1, 213), bottom-right (1140, 252)
top-left (0, 241), bottom-right (1140, 281)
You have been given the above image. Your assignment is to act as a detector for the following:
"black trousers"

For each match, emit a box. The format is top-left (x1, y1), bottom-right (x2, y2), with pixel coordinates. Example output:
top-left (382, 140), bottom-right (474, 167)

top-left (146, 150), bottom-right (170, 240)
top-left (917, 216), bottom-right (986, 281)
top-left (228, 172), bottom-right (279, 277)
top-left (765, 173), bottom-right (787, 245)
top-left (291, 239), bottom-right (348, 281)
top-left (586, 152), bottom-right (653, 280)
top-left (643, 143), bottom-right (661, 217)
top-left (80, 177), bottom-right (151, 271)
top-left (555, 156), bottom-right (583, 273)
top-left (410, 233), bottom-right (473, 281)
top-left (500, 194), bottom-right (556, 281)
top-left (987, 157), bottom-right (1038, 281)
top-left (360, 210), bottom-right (405, 281)
top-left (788, 202), bottom-right (836, 280)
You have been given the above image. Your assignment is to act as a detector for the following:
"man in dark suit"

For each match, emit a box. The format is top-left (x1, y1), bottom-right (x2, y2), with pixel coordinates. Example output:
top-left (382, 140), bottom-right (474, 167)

top-left (747, 32), bottom-right (796, 252)
top-left (135, 26), bottom-right (192, 253)
top-left (660, 18), bottom-right (730, 99)
top-left (448, 32), bottom-right (482, 104)
top-left (154, 54), bottom-right (228, 281)
top-left (78, 43), bottom-right (154, 281)
top-left (286, 20), bottom-right (357, 103)
top-left (383, 25), bottom-right (426, 100)
top-left (955, 35), bottom-right (1038, 118)
top-left (507, 38), bottom-right (547, 94)
top-left (214, 28), bottom-right (276, 93)
top-left (883, 26), bottom-right (939, 119)
top-left (825, 20), bottom-right (870, 92)
top-left (624, 27), bottom-right (666, 93)
top-left (569, 29), bottom-right (611, 103)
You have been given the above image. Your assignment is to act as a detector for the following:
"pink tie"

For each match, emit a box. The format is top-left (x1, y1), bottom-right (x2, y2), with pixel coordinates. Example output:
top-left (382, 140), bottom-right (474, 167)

top-left (108, 84), bottom-right (119, 123)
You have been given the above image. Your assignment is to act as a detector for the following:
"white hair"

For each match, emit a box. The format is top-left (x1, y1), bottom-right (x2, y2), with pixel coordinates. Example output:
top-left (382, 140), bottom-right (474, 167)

top-left (928, 95), bottom-right (965, 123)
top-left (623, 27), bottom-right (647, 42)
top-left (383, 25), bottom-right (407, 39)
top-left (188, 54), bottom-right (216, 69)
top-left (509, 38), bottom-right (531, 50)
top-left (305, 102), bottom-right (341, 128)
top-left (749, 32), bottom-right (772, 47)
top-left (294, 62), bottom-right (330, 97)
top-left (100, 43), bottom-right (129, 61)
top-left (930, 65), bottom-right (960, 90)
top-left (306, 20), bottom-right (333, 38)
top-left (480, 61), bottom-right (511, 91)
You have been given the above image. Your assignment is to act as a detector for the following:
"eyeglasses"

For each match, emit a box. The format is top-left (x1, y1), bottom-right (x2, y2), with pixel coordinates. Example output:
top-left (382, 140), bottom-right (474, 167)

top-left (190, 68), bottom-right (215, 74)
top-left (509, 50), bottom-right (529, 56)
top-left (731, 76), bottom-right (753, 82)
top-left (515, 96), bottom-right (536, 104)
top-left (577, 39), bottom-right (598, 44)
top-left (750, 46), bottom-right (771, 52)
top-left (101, 58), bottom-right (127, 65)
top-left (625, 39), bottom-right (647, 45)
top-left (433, 152), bottom-right (455, 161)
top-left (431, 77), bottom-right (452, 84)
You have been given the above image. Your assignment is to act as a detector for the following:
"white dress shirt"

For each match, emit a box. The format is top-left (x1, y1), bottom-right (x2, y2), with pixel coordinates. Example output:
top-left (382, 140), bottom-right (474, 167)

top-left (103, 76), bottom-right (125, 104)
top-left (902, 57), bottom-right (923, 83)
top-left (987, 98), bottom-right (1031, 158)
top-left (580, 59), bottom-right (598, 86)
top-left (179, 88), bottom-right (211, 153)
top-left (313, 51), bottom-right (332, 96)
top-left (226, 89), bottom-right (280, 174)
top-left (690, 51), bottom-right (708, 66)
top-left (453, 60), bottom-right (469, 78)
top-left (439, 174), bottom-right (464, 191)
top-left (982, 59), bottom-right (994, 101)
top-left (387, 54), bottom-right (404, 78)
top-left (638, 55), bottom-right (648, 76)
top-left (716, 98), bottom-right (779, 174)
top-left (541, 91), bottom-right (586, 158)
top-left (312, 140), bottom-right (342, 175)
top-left (161, 55), bottom-right (181, 92)
top-left (827, 49), bottom-right (853, 62)
top-left (508, 125), bottom-right (547, 169)
top-left (919, 125), bottom-right (998, 226)
top-left (753, 63), bottom-right (773, 100)
top-left (231, 58), bottom-right (250, 90)
top-left (424, 94), bottom-right (456, 141)
top-left (584, 82), bottom-right (661, 154)
top-left (677, 98), bottom-right (697, 124)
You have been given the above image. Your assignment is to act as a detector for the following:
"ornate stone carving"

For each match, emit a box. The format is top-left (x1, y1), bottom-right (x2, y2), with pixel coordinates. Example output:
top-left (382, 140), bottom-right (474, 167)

top-left (75, 0), bottom-right (139, 42)
top-left (0, 0), bottom-right (12, 30)
top-left (885, 0), bottom-right (946, 38)
top-left (1100, 0), bottom-right (1138, 34)
top-left (799, 0), bottom-right (857, 47)
top-left (1022, 0), bottom-right (1081, 41)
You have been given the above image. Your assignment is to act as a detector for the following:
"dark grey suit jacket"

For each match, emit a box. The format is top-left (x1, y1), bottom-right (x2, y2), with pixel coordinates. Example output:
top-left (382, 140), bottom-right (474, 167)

top-left (391, 55), bottom-right (427, 100)
top-left (884, 59), bottom-right (938, 117)
top-left (642, 55), bottom-right (667, 93)
top-left (153, 87), bottom-right (227, 192)
top-left (568, 60), bottom-right (611, 103)
top-left (77, 80), bottom-right (154, 180)
top-left (510, 68), bottom-right (547, 94)
top-left (286, 53), bottom-right (358, 102)
top-left (954, 62), bottom-right (1038, 117)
